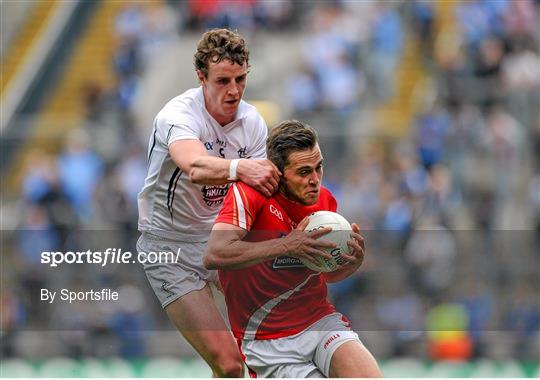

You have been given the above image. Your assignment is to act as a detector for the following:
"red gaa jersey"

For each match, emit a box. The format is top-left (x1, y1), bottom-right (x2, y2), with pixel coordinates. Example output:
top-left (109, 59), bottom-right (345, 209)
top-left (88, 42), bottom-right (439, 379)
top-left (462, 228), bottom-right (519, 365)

top-left (215, 182), bottom-right (338, 340)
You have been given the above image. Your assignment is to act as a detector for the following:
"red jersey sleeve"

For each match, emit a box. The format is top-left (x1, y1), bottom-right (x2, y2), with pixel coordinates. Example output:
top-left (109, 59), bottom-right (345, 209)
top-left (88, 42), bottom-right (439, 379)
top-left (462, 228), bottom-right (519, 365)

top-left (215, 182), bottom-right (266, 230)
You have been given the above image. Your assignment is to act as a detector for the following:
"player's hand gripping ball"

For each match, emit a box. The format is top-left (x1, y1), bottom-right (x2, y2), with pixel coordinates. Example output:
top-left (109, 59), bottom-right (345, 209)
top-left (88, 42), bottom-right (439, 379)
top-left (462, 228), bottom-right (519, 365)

top-left (301, 211), bottom-right (352, 272)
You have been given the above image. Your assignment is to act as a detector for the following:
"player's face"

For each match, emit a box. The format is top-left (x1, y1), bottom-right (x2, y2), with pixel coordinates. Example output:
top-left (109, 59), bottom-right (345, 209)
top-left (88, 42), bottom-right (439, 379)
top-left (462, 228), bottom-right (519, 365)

top-left (197, 59), bottom-right (248, 126)
top-left (281, 145), bottom-right (324, 206)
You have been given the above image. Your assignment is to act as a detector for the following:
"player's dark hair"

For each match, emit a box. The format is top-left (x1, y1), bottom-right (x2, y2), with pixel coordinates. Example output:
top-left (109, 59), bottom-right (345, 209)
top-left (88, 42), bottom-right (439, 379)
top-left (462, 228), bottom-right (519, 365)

top-left (194, 29), bottom-right (250, 77)
top-left (266, 120), bottom-right (318, 172)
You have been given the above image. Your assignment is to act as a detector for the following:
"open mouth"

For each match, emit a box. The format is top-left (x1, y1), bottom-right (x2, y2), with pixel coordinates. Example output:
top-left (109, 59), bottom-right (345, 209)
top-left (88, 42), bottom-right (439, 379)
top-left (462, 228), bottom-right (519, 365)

top-left (224, 99), bottom-right (238, 105)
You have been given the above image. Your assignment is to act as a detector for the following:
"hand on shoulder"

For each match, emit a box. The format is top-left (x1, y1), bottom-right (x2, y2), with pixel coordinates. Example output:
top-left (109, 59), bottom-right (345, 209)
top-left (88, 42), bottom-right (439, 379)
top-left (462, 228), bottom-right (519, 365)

top-left (237, 159), bottom-right (281, 197)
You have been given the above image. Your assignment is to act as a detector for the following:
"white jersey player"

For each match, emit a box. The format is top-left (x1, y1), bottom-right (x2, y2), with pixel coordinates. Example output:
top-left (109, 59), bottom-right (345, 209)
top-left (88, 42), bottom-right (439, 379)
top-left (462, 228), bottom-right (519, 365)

top-left (138, 86), bottom-right (268, 241)
top-left (136, 29), bottom-right (280, 377)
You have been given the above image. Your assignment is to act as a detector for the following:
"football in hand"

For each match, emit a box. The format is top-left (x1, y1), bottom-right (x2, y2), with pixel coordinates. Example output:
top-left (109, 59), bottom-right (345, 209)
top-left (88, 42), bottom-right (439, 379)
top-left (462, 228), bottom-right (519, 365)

top-left (301, 211), bottom-right (352, 272)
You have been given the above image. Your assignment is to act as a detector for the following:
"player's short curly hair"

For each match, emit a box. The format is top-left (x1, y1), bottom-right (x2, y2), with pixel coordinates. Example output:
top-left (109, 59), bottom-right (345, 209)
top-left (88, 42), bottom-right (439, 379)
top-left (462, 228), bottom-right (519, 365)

top-left (266, 120), bottom-right (319, 172)
top-left (194, 28), bottom-right (250, 78)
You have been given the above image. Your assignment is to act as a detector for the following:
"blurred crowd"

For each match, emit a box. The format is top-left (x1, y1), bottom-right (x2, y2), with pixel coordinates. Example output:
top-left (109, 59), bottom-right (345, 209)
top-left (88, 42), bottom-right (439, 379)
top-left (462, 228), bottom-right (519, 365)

top-left (1, 0), bottom-right (539, 362)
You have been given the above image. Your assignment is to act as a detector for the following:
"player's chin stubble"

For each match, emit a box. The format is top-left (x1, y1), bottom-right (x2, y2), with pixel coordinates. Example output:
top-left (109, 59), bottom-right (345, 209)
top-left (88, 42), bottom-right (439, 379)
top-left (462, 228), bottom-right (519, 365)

top-left (280, 181), bottom-right (314, 206)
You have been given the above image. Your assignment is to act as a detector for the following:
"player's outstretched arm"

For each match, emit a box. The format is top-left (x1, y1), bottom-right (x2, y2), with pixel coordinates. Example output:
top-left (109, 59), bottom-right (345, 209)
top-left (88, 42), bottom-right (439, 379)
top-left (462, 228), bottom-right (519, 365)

top-left (170, 140), bottom-right (237, 185)
top-left (324, 223), bottom-right (365, 283)
top-left (204, 220), bottom-right (336, 270)
top-left (170, 140), bottom-right (280, 196)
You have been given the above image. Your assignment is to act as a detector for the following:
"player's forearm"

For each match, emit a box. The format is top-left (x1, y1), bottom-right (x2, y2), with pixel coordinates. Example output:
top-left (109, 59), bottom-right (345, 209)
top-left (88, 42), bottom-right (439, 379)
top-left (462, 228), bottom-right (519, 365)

top-left (188, 156), bottom-right (232, 185)
top-left (204, 236), bottom-right (288, 270)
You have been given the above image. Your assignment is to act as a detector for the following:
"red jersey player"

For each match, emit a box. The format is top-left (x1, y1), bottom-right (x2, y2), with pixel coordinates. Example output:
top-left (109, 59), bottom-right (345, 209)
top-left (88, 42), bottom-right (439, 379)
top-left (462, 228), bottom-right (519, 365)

top-left (204, 120), bottom-right (382, 378)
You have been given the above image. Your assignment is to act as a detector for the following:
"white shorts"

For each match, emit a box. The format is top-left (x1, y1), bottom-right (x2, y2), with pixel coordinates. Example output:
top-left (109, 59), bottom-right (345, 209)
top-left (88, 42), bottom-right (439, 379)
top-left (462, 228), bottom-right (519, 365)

top-left (240, 313), bottom-right (361, 378)
top-left (137, 232), bottom-right (217, 308)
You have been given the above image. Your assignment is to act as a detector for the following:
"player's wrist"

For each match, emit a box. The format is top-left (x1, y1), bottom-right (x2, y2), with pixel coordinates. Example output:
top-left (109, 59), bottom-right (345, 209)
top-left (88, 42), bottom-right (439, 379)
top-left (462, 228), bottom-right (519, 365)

top-left (278, 238), bottom-right (293, 256)
top-left (228, 158), bottom-right (244, 181)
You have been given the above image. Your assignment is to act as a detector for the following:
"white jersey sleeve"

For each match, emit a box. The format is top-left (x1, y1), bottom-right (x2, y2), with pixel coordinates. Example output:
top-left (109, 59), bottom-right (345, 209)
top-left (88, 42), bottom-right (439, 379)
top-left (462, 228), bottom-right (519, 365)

top-left (154, 100), bottom-right (204, 145)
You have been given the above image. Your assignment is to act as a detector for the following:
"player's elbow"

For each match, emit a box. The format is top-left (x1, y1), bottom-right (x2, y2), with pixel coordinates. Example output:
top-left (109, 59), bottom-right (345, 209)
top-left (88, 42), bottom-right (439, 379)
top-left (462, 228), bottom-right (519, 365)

top-left (203, 251), bottom-right (218, 270)
top-left (188, 168), bottom-right (205, 184)
top-left (203, 242), bottom-right (224, 270)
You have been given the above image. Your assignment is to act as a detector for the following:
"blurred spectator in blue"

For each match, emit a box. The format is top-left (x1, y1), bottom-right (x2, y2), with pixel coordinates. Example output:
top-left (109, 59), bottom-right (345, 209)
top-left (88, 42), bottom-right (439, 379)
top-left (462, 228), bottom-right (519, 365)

top-left (435, 36), bottom-right (470, 109)
top-left (457, 279), bottom-right (494, 358)
top-left (302, 4), bottom-right (351, 71)
top-left (504, 283), bottom-right (540, 359)
top-left (375, 282), bottom-right (424, 356)
top-left (421, 164), bottom-right (460, 225)
top-left (95, 169), bottom-right (132, 234)
top-left (287, 63), bottom-right (319, 115)
top-left (116, 74), bottom-right (140, 113)
top-left (394, 154), bottom-right (429, 197)
top-left (115, 2), bottom-right (145, 43)
top-left (382, 196), bottom-right (412, 237)
top-left (473, 36), bottom-right (504, 110)
top-left (114, 38), bottom-right (143, 79)
top-left (482, 106), bottom-right (523, 209)
top-left (116, 145), bottom-right (147, 209)
top-left (291, 3), bottom-right (367, 170)
top-left (409, 0), bottom-right (435, 63)
top-left (113, 36), bottom-right (142, 118)
top-left (57, 129), bottom-right (104, 220)
top-left (94, 150), bottom-right (145, 249)
top-left (17, 206), bottom-right (59, 266)
top-left (139, 4), bottom-right (178, 61)
top-left (302, 3), bottom-right (361, 110)
top-left (446, 104), bottom-right (484, 198)
top-left (414, 105), bottom-right (451, 170)
top-left (404, 219), bottom-right (456, 299)
top-left (380, 180), bottom-right (413, 246)
top-left (340, 144), bottom-right (385, 229)
top-left (469, 184), bottom-right (496, 260)
top-left (22, 152), bottom-right (77, 243)
top-left (23, 152), bottom-right (60, 203)
top-left (15, 206), bottom-right (56, 326)
top-left (455, 0), bottom-right (509, 50)
top-left (319, 52), bottom-right (362, 114)
top-left (108, 285), bottom-right (152, 358)
top-left (369, 3), bottom-right (403, 101)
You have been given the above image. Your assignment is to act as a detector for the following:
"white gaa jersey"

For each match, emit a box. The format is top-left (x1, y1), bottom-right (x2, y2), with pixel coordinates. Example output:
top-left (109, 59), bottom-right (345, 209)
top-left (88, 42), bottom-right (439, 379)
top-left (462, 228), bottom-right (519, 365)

top-left (138, 87), bottom-right (267, 242)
